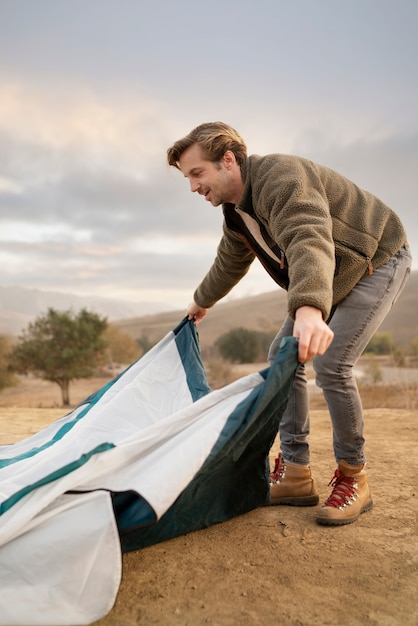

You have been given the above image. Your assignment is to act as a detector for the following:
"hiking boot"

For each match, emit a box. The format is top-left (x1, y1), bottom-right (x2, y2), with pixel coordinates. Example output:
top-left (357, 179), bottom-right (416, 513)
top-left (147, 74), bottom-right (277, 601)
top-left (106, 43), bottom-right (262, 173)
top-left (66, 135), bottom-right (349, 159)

top-left (269, 453), bottom-right (319, 506)
top-left (317, 460), bottom-right (373, 526)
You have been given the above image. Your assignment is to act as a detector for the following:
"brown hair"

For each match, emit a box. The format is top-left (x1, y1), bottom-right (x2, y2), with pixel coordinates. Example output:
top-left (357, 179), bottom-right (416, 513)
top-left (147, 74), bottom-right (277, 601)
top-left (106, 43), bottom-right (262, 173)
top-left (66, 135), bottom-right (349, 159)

top-left (167, 121), bottom-right (247, 171)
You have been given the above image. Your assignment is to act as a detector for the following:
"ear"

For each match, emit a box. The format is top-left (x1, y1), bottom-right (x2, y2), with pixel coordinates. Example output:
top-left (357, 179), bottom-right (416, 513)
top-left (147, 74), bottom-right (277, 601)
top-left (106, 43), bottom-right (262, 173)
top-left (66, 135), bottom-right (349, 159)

top-left (222, 150), bottom-right (236, 169)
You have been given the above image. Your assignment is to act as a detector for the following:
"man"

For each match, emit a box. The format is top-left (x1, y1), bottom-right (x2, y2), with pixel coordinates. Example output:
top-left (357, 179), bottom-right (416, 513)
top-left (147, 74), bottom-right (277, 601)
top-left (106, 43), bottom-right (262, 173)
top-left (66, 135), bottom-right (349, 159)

top-left (166, 121), bottom-right (411, 526)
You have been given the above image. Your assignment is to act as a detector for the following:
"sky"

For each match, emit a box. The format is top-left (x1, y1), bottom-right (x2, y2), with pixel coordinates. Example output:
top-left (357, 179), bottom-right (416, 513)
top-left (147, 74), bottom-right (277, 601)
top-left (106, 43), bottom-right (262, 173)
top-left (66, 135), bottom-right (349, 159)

top-left (0, 0), bottom-right (417, 316)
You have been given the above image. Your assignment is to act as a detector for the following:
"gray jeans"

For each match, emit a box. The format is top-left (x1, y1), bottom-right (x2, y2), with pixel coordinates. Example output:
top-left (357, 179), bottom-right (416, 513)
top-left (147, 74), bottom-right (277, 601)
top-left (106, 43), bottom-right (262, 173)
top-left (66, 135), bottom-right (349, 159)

top-left (268, 245), bottom-right (412, 466)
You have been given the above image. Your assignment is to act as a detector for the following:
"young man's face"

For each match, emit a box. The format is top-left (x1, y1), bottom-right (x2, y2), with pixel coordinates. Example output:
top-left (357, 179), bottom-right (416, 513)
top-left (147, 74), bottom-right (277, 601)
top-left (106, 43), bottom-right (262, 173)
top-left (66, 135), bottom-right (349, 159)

top-left (179, 143), bottom-right (242, 206)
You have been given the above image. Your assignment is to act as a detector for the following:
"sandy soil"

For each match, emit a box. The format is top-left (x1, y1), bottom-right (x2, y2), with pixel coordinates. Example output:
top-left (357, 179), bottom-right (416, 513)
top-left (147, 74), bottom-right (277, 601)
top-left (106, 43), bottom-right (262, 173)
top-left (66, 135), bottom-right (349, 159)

top-left (0, 377), bottom-right (417, 626)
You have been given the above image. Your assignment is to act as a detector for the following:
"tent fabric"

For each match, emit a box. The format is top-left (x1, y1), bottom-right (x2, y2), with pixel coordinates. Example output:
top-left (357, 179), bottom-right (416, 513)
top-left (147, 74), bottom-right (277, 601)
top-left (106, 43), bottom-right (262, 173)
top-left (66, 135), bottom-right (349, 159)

top-left (0, 318), bottom-right (299, 625)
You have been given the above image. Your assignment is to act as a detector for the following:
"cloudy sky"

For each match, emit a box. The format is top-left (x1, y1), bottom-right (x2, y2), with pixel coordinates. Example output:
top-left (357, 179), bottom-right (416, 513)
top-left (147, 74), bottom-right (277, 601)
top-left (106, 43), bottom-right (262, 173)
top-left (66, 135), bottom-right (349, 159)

top-left (0, 0), bottom-right (417, 316)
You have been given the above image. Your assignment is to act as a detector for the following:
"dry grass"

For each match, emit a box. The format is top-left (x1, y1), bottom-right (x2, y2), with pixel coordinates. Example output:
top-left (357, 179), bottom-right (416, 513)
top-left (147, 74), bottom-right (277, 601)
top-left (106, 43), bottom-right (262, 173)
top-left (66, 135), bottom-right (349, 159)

top-left (206, 356), bottom-right (418, 411)
top-left (0, 356), bottom-right (416, 415)
top-left (359, 382), bottom-right (418, 410)
top-left (308, 383), bottom-right (418, 411)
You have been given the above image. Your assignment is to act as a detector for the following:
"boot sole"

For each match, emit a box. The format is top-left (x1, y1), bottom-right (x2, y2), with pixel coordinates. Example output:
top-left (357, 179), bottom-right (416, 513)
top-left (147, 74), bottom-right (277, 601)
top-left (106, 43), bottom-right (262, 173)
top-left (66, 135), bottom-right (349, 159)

top-left (269, 494), bottom-right (320, 507)
top-left (316, 499), bottom-right (373, 526)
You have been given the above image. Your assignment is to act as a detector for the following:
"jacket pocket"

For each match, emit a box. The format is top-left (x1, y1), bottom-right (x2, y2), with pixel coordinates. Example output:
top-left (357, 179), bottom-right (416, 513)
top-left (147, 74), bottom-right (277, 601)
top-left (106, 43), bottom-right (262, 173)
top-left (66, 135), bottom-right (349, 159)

top-left (334, 241), bottom-right (373, 277)
top-left (333, 242), bottom-right (374, 304)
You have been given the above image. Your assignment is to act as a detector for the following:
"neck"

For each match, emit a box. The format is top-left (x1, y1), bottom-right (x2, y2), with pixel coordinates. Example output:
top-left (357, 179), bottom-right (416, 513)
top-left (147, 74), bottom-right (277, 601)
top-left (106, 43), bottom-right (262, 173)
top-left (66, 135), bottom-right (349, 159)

top-left (230, 170), bottom-right (244, 205)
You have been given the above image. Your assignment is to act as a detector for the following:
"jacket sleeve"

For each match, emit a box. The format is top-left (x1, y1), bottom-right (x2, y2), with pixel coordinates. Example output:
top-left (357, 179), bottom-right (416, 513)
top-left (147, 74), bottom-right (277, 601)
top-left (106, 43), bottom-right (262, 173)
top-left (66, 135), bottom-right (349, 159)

top-left (193, 222), bottom-right (256, 308)
top-left (253, 156), bottom-right (336, 320)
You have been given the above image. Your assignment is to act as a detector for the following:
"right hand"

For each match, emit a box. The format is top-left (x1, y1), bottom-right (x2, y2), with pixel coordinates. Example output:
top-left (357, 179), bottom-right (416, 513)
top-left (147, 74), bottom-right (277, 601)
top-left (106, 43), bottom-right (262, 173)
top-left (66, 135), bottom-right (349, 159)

top-left (186, 301), bottom-right (208, 324)
top-left (293, 305), bottom-right (334, 363)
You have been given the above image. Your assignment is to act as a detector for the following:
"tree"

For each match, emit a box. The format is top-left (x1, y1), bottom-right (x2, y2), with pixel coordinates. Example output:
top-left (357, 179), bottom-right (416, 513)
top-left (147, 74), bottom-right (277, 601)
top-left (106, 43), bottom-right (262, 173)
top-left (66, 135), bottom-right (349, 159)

top-left (10, 308), bottom-right (108, 406)
top-left (215, 327), bottom-right (260, 363)
top-left (103, 325), bottom-right (142, 367)
top-left (0, 334), bottom-right (18, 392)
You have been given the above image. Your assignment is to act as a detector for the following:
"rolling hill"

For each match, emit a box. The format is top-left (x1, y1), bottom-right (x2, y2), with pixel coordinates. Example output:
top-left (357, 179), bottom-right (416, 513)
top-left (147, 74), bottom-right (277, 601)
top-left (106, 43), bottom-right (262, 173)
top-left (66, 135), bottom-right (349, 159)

top-left (114, 270), bottom-right (418, 351)
top-left (0, 286), bottom-right (156, 336)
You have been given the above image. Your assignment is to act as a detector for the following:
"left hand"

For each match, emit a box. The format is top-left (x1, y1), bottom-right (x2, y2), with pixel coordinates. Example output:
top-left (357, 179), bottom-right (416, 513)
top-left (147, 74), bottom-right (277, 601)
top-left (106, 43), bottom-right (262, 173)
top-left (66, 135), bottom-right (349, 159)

top-left (186, 301), bottom-right (208, 324)
top-left (293, 306), bottom-right (334, 363)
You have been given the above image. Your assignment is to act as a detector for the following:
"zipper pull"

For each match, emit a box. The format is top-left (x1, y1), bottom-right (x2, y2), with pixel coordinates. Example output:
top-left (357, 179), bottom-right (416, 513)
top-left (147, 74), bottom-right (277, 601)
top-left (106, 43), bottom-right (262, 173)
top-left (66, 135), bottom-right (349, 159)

top-left (366, 257), bottom-right (373, 275)
top-left (280, 249), bottom-right (285, 270)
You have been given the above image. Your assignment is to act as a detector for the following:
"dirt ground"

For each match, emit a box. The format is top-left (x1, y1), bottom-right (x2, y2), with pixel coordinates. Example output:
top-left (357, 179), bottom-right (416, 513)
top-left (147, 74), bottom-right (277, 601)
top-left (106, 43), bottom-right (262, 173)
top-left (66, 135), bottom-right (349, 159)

top-left (0, 376), bottom-right (417, 626)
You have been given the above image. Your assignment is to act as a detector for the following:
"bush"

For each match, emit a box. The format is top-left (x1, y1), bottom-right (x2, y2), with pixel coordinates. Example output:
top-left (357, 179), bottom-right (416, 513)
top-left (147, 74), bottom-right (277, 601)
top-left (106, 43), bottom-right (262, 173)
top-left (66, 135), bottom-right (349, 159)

top-left (365, 332), bottom-right (396, 355)
top-left (0, 334), bottom-right (18, 392)
top-left (215, 327), bottom-right (275, 363)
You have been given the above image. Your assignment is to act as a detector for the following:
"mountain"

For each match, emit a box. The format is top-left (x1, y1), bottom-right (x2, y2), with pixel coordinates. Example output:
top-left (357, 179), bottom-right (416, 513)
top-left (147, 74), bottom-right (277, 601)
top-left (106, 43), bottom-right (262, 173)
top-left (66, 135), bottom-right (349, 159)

top-left (113, 270), bottom-right (418, 351)
top-left (0, 286), bottom-right (159, 336)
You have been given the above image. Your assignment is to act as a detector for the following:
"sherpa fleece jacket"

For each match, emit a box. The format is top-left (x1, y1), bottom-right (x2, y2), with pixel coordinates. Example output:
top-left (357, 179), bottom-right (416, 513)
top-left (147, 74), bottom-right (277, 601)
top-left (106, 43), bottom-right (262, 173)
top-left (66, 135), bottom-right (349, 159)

top-left (193, 154), bottom-right (407, 320)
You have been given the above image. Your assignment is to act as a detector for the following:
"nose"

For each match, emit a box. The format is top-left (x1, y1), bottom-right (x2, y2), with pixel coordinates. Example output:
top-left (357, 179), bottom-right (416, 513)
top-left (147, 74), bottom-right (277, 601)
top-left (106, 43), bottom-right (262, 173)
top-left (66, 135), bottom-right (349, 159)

top-left (190, 179), bottom-right (200, 193)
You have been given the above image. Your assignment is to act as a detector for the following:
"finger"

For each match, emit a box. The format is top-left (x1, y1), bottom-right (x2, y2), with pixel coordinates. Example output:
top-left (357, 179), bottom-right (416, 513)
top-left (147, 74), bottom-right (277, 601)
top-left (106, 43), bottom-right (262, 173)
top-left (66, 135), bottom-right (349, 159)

top-left (297, 338), bottom-right (310, 363)
top-left (316, 329), bottom-right (334, 355)
top-left (193, 313), bottom-right (204, 325)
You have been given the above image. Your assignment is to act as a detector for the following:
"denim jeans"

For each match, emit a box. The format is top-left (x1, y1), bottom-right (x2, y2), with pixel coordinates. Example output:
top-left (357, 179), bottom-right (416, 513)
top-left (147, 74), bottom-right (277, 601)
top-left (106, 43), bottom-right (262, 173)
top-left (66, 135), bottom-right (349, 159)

top-left (268, 245), bottom-right (412, 466)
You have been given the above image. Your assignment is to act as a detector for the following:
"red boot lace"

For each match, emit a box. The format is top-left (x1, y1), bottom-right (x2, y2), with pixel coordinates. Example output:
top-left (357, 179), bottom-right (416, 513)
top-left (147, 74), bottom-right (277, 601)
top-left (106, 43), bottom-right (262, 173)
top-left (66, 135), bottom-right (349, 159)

top-left (324, 469), bottom-right (357, 508)
top-left (270, 454), bottom-right (285, 483)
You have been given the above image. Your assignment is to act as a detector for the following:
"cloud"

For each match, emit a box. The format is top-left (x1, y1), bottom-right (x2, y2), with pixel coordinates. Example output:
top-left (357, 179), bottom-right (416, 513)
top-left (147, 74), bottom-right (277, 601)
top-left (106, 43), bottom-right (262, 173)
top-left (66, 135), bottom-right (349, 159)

top-left (0, 57), bottom-right (417, 315)
top-left (0, 82), bottom-right (227, 306)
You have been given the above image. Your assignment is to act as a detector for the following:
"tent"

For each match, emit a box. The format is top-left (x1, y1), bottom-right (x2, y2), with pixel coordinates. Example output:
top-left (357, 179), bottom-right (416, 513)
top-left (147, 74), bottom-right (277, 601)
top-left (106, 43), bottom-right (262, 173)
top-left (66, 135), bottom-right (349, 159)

top-left (0, 318), bottom-right (299, 625)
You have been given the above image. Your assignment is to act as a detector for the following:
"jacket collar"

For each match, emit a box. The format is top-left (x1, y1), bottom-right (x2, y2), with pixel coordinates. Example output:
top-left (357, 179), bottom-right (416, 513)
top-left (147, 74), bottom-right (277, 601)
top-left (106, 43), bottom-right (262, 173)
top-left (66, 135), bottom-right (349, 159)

top-left (223, 157), bottom-right (253, 214)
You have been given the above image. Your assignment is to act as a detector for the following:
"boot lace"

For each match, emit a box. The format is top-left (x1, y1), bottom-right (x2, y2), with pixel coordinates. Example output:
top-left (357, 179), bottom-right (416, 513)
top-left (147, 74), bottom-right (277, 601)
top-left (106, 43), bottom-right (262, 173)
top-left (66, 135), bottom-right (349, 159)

top-left (324, 469), bottom-right (358, 509)
top-left (270, 454), bottom-right (286, 484)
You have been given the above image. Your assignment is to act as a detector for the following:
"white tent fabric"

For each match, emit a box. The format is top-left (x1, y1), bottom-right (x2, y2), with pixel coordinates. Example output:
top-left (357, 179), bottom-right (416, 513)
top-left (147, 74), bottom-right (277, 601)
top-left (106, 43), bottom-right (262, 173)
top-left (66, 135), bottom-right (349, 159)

top-left (0, 491), bottom-right (120, 625)
top-left (0, 318), bottom-right (298, 625)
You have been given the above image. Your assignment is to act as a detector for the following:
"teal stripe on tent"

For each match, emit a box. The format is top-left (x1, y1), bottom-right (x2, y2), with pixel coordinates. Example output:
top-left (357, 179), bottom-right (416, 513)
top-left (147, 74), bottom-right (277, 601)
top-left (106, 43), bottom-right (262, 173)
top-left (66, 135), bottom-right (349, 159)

top-left (0, 442), bottom-right (114, 516)
top-left (174, 318), bottom-right (211, 402)
top-left (0, 402), bottom-right (102, 469)
top-left (118, 337), bottom-right (299, 552)
top-left (0, 359), bottom-right (136, 470)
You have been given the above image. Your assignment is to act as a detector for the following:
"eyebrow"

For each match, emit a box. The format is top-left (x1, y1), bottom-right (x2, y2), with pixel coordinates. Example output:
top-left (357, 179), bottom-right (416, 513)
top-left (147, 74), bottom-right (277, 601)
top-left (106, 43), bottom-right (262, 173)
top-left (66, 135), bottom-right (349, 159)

top-left (184, 166), bottom-right (202, 178)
